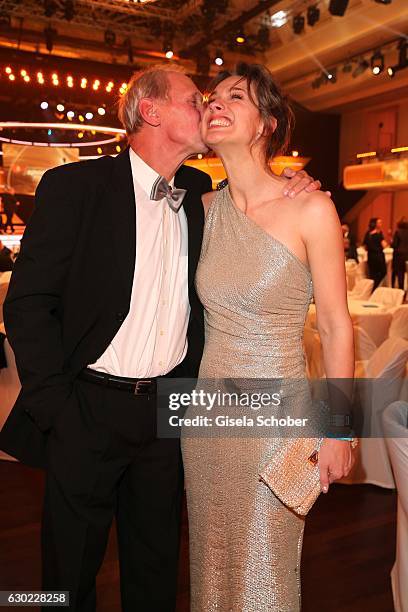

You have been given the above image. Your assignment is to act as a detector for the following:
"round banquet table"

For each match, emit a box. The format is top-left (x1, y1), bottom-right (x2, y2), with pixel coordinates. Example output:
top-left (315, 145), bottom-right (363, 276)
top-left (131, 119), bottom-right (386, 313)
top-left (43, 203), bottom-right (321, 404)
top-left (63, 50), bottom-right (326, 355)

top-left (307, 299), bottom-right (392, 347)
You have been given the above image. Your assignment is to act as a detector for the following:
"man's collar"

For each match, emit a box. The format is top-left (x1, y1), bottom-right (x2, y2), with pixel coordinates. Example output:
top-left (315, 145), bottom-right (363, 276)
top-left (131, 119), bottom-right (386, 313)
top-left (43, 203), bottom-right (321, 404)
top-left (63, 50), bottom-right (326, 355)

top-left (129, 147), bottom-right (174, 197)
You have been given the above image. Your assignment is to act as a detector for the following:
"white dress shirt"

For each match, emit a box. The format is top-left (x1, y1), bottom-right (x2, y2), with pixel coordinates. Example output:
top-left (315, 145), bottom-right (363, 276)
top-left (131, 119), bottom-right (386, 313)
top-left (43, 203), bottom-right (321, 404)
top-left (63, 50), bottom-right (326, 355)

top-left (90, 148), bottom-right (190, 377)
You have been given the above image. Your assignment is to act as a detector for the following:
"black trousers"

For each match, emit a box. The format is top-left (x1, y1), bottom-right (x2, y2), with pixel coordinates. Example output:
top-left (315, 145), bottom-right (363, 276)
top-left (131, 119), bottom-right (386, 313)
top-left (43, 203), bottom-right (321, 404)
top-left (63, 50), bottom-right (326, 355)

top-left (42, 375), bottom-right (184, 612)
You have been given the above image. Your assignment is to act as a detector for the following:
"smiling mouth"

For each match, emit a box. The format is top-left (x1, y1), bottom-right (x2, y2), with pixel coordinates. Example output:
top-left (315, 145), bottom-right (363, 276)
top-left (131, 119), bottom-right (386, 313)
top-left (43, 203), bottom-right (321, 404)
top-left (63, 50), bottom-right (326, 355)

top-left (208, 118), bottom-right (232, 128)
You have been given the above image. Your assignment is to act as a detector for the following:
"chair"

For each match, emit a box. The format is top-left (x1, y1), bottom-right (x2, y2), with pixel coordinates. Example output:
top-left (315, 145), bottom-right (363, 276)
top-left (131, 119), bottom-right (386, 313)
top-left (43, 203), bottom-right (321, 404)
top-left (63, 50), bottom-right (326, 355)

top-left (389, 306), bottom-right (408, 341)
top-left (369, 287), bottom-right (405, 308)
top-left (345, 337), bottom-right (408, 488)
top-left (382, 401), bottom-right (408, 612)
top-left (303, 326), bottom-right (324, 379)
top-left (353, 325), bottom-right (377, 361)
top-left (347, 278), bottom-right (374, 301)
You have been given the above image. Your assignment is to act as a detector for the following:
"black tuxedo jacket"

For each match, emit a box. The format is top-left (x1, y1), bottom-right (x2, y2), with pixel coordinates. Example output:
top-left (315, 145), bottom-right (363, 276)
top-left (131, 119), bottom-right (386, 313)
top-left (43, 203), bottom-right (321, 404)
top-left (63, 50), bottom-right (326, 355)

top-left (0, 148), bottom-right (211, 467)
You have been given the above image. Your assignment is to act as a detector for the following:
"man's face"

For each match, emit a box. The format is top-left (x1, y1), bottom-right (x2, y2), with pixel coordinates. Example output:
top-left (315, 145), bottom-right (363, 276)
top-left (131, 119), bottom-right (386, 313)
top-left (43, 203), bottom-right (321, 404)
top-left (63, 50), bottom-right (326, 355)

top-left (158, 73), bottom-right (208, 156)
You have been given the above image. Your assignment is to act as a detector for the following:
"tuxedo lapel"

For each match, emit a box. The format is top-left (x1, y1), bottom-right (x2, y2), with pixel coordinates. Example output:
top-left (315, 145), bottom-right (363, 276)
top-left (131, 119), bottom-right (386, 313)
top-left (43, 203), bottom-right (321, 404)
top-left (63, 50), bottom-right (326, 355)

top-left (108, 147), bottom-right (136, 303)
top-left (175, 172), bottom-right (203, 289)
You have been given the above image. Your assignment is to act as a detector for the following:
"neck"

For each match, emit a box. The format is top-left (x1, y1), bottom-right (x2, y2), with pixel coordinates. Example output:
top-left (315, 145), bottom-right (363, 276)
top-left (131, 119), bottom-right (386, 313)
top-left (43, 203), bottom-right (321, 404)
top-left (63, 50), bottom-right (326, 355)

top-left (216, 145), bottom-right (282, 212)
top-left (128, 132), bottom-right (192, 181)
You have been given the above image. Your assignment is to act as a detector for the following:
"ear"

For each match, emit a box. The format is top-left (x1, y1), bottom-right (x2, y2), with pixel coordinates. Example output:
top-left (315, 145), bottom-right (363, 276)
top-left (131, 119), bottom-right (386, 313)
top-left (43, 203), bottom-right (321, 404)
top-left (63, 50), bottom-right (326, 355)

top-left (138, 98), bottom-right (161, 127)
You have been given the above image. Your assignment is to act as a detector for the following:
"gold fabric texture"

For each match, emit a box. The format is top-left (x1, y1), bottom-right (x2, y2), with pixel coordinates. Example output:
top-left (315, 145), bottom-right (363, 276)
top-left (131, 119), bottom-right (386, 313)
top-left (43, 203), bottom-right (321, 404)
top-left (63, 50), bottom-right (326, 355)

top-left (181, 186), bottom-right (314, 611)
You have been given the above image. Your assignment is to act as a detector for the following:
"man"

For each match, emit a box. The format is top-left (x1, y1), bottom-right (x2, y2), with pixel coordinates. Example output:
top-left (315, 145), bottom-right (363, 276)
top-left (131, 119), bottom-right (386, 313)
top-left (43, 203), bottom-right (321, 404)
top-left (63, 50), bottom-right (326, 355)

top-left (1, 187), bottom-right (18, 233)
top-left (0, 66), bottom-right (321, 611)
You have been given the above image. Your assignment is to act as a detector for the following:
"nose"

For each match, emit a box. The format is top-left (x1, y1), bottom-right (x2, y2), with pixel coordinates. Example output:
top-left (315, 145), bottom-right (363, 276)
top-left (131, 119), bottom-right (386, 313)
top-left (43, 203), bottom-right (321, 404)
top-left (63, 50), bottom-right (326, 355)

top-left (208, 97), bottom-right (225, 112)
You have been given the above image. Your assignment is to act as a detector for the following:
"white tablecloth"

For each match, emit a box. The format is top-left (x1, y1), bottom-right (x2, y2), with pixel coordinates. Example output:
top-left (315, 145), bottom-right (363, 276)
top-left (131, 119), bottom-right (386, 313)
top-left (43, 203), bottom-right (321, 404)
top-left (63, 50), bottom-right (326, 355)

top-left (307, 299), bottom-right (392, 347)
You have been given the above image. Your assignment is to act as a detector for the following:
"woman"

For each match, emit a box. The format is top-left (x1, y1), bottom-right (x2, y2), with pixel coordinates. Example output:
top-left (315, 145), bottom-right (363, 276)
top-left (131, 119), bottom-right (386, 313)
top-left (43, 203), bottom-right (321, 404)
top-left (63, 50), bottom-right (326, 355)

top-left (363, 218), bottom-right (387, 290)
top-left (391, 216), bottom-right (408, 290)
top-left (181, 63), bottom-right (355, 611)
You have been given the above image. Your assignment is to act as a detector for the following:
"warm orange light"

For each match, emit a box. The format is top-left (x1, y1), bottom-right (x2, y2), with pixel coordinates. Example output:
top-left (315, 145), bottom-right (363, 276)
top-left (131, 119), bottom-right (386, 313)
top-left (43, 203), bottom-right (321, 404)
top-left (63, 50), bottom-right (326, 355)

top-left (52, 73), bottom-right (58, 80)
top-left (9, 74), bottom-right (15, 81)
top-left (5, 66), bottom-right (12, 74)
top-left (391, 146), bottom-right (408, 153)
top-left (23, 75), bottom-right (30, 82)
top-left (356, 151), bottom-right (377, 159)
top-left (77, 132), bottom-right (84, 139)
top-left (292, 150), bottom-right (299, 157)
top-left (97, 147), bottom-right (102, 154)
top-left (20, 69), bottom-right (27, 77)
top-left (116, 145), bottom-right (121, 153)
top-left (37, 72), bottom-right (43, 79)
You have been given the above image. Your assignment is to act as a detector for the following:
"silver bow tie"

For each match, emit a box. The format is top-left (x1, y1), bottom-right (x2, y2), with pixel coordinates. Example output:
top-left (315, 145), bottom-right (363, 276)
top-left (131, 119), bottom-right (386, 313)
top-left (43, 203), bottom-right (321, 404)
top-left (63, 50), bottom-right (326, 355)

top-left (150, 175), bottom-right (187, 213)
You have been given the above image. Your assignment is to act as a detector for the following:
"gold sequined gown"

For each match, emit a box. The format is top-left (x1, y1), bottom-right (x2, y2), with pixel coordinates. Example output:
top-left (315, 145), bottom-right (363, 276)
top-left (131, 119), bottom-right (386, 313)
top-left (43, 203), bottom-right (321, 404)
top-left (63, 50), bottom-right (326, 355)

top-left (181, 186), bottom-right (314, 612)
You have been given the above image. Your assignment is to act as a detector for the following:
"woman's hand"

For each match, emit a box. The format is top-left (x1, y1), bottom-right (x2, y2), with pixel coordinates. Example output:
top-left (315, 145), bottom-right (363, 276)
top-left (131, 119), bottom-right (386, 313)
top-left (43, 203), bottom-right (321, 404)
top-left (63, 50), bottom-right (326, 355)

top-left (318, 438), bottom-right (355, 493)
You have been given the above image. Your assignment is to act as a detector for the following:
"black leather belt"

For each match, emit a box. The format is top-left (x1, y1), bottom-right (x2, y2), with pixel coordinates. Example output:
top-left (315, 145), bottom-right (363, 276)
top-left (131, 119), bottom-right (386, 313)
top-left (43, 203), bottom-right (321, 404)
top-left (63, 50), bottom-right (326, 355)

top-left (79, 367), bottom-right (158, 394)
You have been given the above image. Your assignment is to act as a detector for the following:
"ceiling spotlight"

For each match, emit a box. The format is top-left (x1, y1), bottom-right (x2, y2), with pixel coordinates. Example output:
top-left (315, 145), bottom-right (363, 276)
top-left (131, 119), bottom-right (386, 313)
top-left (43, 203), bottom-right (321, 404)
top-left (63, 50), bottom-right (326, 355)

top-left (104, 29), bottom-right (116, 46)
top-left (57, 103), bottom-right (65, 112)
top-left (81, 77), bottom-right (87, 88)
top-left (371, 50), bottom-right (384, 75)
top-left (77, 132), bottom-right (84, 139)
top-left (5, 66), bottom-right (11, 74)
top-left (293, 14), bottom-right (305, 35)
top-left (97, 106), bottom-right (106, 116)
top-left (352, 58), bottom-right (369, 78)
top-left (67, 110), bottom-right (75, 118)
top-left (328, 0), bottom-right (349, 16)
top-left (64, 0), bottom-right (75, 21)
top-left (235, 30), bottom-right (246, 44)
top-left (44, 25), bottom-right (57, 53)
top-left (387, 66), bottom-right (395, 78)
top-left (214, 50), bottom-right (224, 66)
top-left (8, 74), bottom-right (15, 81)
top-left (44, 0), bottom-right (57, 18)
top-left (78, 115), bottom-right (85, 122)
top-left (85, 112), bottom-right (93, 120)
top-left (270, 10), bottom-right (288, 28)
top-left (116, 145), bottom-right (121, 153)
top-left (40, 101), bottom-right (49, 110)
top-left (164, 42), bottom-right (173, 59)
top-left (97, 147), bottom-right (102, 155)
top-left (326, 68), bottom-right (337, 83)
top-left (307, 5), bottom-right (320, 27)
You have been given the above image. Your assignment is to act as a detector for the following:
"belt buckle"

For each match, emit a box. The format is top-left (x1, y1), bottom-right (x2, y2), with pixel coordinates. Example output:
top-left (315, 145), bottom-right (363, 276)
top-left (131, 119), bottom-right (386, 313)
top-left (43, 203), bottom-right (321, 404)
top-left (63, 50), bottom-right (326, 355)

top-left (134, 379), bottom-right (153, 395)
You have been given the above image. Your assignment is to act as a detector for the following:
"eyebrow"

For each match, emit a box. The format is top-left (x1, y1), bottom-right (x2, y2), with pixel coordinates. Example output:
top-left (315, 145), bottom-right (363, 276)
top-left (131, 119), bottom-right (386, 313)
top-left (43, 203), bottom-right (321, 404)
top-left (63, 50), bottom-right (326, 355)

top-left (208, 85), bottom-right (247, 98)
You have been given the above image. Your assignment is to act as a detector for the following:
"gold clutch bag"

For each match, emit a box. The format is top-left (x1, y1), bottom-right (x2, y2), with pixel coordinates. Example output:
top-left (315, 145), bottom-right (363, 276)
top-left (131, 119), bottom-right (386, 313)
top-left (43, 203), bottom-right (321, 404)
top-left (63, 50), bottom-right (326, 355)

top-left (259, 437), bottom-right (324, 516)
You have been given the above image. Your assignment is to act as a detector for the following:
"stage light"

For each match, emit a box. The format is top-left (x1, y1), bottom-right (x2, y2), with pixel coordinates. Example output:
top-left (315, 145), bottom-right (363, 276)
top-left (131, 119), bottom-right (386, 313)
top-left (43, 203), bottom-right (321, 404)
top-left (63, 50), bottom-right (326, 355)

top-left (97, 147), bottom-right (102, 155)
top-left (197, 153), bottom-right (203, 159)
top-left (293, 14), bottom-right (305, 35)
top-left (48, 129), bottom-right (52, 136)
top-left (270, 10), bottom-right (288, 28)
top-left (81, 78), bottom-right (87, 88)
top-left (40, 101), bottom-right (49, 110)
top-left (235, 30), bottom-right (246, 44)
top-left (57, 103), bottom-right (65, 112)
top-left (387, 66), bottom-right (395, 78)
top-left (37, 71), bottom-right (43, 79)
top-left (85, 112), bottom-right (93, 120)
top-left (20, 69), bottom-right (27, 77)
top-left (97, 107), bottom-right (106, 116)
top-left (292, 150), bottom-right (299, 157)
top-left (328, 0), bottom-right (349, 16)
top-left (5, 66), bottom-right (11, 74)
top-left (352, 58), bottom-right (369, 78)
top-left (327, 68), bottom-right (337, 83)
top-left (164, 43), bottom-right (173, 59)
top-left (116, 145), bottom-right (121, 153)
top-left (77, 131), bottom-right (84, 139)
top-left (67, 110), bottom-right (75, 118)
top-left (214, 50), bottom-right (224, 66)
top-left (23, 75), bottom-right (30, 82)
top-left (371, 50), bottom-right (384, 75)
top-left (8, 74), bottom-right (15, 81)
top-left (78, 115), bottom-right (85, 122)
top-left (307, 5), bottom-right (320, 27)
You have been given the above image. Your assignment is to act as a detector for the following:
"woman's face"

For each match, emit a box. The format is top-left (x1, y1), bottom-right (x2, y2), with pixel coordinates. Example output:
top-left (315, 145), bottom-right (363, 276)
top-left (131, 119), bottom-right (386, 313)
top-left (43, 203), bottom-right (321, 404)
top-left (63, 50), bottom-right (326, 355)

top-left (201, 76), bottom-right (267, 153)
top-left (376, 218), bottom-right (383, 230)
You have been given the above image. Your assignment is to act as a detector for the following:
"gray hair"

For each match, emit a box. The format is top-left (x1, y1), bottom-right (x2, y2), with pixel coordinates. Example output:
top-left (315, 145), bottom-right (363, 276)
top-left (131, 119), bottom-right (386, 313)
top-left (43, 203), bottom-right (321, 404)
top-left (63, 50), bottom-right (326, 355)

top-left (117, 64), bottom-right (186, 136)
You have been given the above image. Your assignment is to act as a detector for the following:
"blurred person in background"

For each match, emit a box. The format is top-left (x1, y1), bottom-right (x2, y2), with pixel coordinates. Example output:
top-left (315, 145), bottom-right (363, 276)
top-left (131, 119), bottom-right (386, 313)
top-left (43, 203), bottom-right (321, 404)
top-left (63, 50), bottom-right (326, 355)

top-left (363, 217), bottom-right (387, 290)
top-left (0, 239), bottom-right (14, 272)
top-left (392, 216), bottom-right (408, 290)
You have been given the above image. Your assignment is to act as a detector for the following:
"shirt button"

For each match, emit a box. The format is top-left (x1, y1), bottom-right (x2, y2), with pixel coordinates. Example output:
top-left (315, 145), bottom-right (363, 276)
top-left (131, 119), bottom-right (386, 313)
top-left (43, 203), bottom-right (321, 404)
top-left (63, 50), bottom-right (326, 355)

top-left (160, 330), bottom-right (164, 336)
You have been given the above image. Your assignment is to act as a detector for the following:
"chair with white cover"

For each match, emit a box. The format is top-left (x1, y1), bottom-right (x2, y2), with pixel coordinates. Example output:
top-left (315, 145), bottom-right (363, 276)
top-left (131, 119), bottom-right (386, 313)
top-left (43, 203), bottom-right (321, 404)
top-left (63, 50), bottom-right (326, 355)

top-left (353, 325), bottom-right (377, 361)
top-left (382, 401), bottom-right (408, 612)
top-left (369, 287), bottom-right (405, 308)
top-left (345, 337), bottom-right (408, 488)
top-left (347, 278), bottom-right (374, 301)
top-left (389, 306), bottom-right (408, 341)
top-left (303, 326), bottom-right (324, 379)
top-left (0, 324), bottom-right (20, 461)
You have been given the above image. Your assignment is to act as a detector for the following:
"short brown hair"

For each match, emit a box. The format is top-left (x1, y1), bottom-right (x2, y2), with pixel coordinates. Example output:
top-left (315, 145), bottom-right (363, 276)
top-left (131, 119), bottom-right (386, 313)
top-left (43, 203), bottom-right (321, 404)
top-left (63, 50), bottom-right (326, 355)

top-left (117, 64), bottom-right (186, 135)
top-left (208, 62), bottom-right (295, 165)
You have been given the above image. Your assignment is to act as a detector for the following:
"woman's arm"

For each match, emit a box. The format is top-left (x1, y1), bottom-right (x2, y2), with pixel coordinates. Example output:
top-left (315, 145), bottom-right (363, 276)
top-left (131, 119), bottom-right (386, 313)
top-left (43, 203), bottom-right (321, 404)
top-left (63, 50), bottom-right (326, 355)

top-left (301, 192), bottom-right (355, 492)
